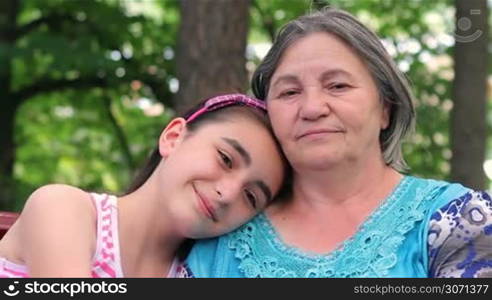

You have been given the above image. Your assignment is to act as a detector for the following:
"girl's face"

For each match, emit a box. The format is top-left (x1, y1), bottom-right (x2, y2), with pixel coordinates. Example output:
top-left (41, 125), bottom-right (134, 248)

top-left (157, 116), bottom-right (284, 238)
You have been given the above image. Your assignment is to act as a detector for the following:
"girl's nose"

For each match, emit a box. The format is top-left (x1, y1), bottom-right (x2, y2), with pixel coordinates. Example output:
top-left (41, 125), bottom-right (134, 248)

top-left (215, 176), bottom-right (243, 206)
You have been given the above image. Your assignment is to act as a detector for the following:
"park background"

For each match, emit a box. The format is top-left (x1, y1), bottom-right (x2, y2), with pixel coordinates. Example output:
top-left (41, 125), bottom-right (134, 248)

top-left (0, 0), bottom-right (491, 211)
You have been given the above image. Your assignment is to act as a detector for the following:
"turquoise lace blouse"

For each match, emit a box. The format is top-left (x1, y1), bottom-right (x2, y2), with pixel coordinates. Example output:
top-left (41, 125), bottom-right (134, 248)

top-left (185, 176), bottom-right (492, 277)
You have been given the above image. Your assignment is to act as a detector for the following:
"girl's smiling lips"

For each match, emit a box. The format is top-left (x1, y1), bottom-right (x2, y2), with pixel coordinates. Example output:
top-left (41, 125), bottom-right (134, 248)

top-left (192, 184), bottom-right (218, 222)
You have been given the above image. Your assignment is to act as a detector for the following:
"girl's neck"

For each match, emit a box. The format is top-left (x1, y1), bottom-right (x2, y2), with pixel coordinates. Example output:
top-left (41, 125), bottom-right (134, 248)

top-left (117, 176), bottom-right (183, 277)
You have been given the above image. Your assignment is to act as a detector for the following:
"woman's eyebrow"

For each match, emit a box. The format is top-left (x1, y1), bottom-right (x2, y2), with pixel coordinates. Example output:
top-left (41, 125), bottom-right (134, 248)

top-left (320, 68), bottom-right (355, 81)
top-left (271, 74), bottom-right (298, 89)
top-left (221, 137), bottom-right (251, 166)
top-left (271, 69), bottom-right (354, 89)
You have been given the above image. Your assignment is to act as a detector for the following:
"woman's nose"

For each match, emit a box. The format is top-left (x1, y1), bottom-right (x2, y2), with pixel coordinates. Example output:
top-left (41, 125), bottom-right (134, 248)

top-left (299, 89), bottom-right (330, 120)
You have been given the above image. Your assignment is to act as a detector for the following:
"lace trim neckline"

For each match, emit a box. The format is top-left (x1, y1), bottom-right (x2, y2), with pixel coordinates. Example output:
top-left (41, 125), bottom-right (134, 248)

top-left (255, 175), bottom-right (413, 261)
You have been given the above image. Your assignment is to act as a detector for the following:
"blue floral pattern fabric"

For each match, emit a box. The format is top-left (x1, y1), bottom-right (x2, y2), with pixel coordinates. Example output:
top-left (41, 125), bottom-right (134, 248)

top-left (428, 191), bottom-right (492, 277)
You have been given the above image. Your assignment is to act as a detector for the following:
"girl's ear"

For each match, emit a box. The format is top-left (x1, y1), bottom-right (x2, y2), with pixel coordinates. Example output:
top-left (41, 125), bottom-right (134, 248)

top-left (159, 118), bottom-right (188, 158)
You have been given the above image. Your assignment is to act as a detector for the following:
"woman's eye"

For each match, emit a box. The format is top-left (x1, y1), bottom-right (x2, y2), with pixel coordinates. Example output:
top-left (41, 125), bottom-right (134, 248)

top-left (218, 150), bottom-right (232, 169)
top-left (330, 83), bottom-right (350, 91)
top-left (244, 189), bottom-right (258, 209)
top-left (279, 90), bottom-right (298, 98)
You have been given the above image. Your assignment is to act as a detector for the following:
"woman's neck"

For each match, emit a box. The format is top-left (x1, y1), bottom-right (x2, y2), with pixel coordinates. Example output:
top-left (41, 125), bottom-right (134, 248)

top-left (292, 155), bottom-right (401, 207)
top-left (265, 155), bottom-right (403, 254)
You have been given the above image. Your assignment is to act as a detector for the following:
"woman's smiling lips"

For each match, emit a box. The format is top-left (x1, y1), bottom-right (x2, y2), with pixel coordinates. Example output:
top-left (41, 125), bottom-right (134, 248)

top-left (296, 128), bottom-right (343, 140)
top-left (193, 185), bottom-right (218, 222)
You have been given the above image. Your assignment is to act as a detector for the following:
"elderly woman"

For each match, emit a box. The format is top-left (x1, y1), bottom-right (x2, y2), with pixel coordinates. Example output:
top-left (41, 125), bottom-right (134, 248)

top-left (184, 8), bottom-right (492, 278)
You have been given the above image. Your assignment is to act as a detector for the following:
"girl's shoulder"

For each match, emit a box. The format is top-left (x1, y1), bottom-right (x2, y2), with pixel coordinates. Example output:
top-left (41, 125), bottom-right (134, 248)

top-left (19, 184), bottom-right (97, 258)
top-left (0, 184), bottom-right (100, 276)
top-left (25, 183), bottom-right (93, 206)
top-left (20, 183), bottom-right (97, 237)
top-left (21, 183), bottom-right (96, 226)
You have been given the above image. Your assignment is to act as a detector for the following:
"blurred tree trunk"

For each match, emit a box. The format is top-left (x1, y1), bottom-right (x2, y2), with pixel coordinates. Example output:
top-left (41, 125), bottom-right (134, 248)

top-left (174, 0), bottom-right (250, 114)
top-left (0, 0), bottom-right (20, 209)
top-left (450, 0), bottom-right (489, 190)
top-left (312, 0), bottom-right (330, 10)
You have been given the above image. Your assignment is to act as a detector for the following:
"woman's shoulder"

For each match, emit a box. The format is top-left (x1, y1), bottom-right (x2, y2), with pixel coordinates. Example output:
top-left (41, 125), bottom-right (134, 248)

top-left (185, 216), bottom-right (267, 277)
top-left (185, 236), bottom-right (233, 277)
top-left (406, 175), bottom-right (467, 190)
top-left (408, 176), bottom-right (492, 277)
top-left (427, 189), bottom-right (491, 277)
top-left (404, 175), bottom-right (472, 208)
top-left (431, 189), bottom-right (491, 220)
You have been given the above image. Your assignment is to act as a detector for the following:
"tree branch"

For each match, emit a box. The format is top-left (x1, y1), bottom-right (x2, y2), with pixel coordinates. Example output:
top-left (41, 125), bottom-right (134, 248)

top-left (15, 14), bottom-right (79, 38)
top-left (14, 71), bottom-right (173, 108)
top-left (102, 92), bottom-right (135, 170)
top-left (14, 77), bottom-right (108, 103)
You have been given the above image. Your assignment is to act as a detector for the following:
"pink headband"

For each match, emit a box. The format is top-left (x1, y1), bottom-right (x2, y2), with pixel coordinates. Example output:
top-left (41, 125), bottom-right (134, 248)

top-left (186, 94), bottom-right (267, 123)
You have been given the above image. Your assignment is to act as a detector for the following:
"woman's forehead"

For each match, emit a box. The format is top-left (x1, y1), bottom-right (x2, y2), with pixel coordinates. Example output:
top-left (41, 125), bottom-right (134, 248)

top-left (278, 34), bottom-right (362, 69)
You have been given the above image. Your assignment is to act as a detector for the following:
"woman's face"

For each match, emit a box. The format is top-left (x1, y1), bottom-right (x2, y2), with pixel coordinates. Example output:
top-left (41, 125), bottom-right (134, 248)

top-left (266, 32), bottom-right (389, 171)
top-left (157, 116), bottom-right (284, 238)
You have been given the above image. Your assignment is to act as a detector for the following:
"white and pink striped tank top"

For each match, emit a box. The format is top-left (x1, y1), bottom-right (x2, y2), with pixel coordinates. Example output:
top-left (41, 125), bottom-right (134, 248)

top-left (0, 193), bottom-right (186, 278)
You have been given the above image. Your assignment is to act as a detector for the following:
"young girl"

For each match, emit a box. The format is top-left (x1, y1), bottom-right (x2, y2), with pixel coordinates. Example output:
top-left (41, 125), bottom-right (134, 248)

top-left (0, 93), bottom-right (287, 277)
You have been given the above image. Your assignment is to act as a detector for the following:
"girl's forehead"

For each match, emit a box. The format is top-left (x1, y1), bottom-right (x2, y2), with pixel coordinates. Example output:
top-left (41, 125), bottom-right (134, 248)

top-left (197, 119), bottom-right (274, 149)
top-left (204, 120), bottom-right (268, 140)
top-left (197, 114), bottom-right (266, 132)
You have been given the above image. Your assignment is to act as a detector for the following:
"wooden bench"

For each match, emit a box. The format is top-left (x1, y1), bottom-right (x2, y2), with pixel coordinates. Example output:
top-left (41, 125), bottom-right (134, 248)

top-left (0, 211), bottom-right (19, 239)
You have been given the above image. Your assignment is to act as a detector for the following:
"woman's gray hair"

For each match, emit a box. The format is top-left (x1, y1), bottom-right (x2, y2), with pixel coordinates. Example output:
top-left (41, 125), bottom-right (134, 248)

top-left (252, 7), bottom-right (415, 172)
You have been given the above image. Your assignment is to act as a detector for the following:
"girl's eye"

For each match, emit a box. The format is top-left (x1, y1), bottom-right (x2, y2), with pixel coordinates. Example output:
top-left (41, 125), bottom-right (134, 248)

top-left (244, 189), bottom-right (258, 209)
top-left (218, 150), bottom-right (233, 169)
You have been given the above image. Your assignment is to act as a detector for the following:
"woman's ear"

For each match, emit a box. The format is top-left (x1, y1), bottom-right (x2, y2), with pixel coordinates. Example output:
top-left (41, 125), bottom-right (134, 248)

top-left (158, 118), bottom-right (188, 158)
top-left (381, 102), bottom-right (391, 130)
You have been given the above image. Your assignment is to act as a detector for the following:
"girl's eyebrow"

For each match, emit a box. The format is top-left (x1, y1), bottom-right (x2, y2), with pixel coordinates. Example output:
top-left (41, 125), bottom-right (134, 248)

top-left (253, 180), bottom-right (272, 204)
top-left (221, 137), bottom-right (273, 202)
top-left (221, 137), bottom-right (251, 166)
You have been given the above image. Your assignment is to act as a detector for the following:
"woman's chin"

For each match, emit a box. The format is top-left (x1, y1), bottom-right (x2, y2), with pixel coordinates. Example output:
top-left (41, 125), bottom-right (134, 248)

top-left (293, 155), bottom-right (343, 171)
